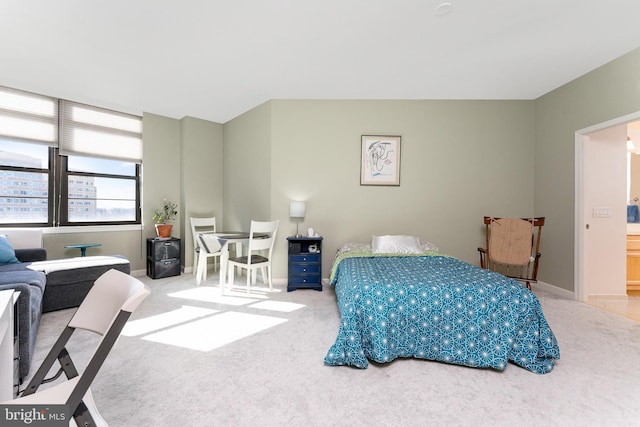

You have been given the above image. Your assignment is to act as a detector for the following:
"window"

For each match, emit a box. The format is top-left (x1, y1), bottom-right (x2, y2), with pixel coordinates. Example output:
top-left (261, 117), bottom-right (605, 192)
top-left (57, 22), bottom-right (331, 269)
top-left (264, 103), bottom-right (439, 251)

top-left (0, 86), bottom-right (142, 226)
top-left (0, 87), bottom-right (56, 225)
top-left (58, 100), bottom-right (142, 225)
top-left (62, 155), bottom-right (140, 224)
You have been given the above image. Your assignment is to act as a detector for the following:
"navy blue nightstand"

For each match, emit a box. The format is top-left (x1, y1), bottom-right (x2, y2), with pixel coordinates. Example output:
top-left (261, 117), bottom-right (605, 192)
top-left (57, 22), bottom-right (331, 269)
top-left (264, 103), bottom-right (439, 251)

top-left (286, 236), bottom-right (323, 291)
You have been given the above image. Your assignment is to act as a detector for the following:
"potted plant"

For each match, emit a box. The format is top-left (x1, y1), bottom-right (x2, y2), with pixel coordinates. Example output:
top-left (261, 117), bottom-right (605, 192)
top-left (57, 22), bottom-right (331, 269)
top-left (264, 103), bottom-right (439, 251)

top-left (152, 199), bottom-right (178, 238)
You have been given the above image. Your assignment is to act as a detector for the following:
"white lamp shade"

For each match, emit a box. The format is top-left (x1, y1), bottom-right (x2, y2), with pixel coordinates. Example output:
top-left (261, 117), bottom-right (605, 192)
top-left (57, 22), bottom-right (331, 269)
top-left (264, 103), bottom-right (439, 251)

top-left (289, 201), bottom-right (306, 218)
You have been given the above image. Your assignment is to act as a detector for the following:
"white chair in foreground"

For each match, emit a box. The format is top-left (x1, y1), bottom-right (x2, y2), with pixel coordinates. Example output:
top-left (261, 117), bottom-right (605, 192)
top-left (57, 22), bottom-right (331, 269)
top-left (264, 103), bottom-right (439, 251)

top-left (227, 220), bottom-right (279, 294)
top-left (3, 269), bottom-right (150, 426)
top-left (190, 216), bottom-right (220, 280)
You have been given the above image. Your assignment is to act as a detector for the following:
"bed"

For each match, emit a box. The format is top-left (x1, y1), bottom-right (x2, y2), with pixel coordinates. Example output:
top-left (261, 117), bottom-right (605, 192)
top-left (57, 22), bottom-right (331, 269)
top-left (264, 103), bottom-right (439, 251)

top-left (324, 237), bottom-right (560, 374)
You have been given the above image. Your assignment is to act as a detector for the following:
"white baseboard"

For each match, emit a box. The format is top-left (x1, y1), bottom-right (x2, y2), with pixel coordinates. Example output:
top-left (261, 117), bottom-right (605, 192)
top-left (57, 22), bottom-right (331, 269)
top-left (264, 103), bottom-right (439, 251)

top-left (587, 294), bottom-right (629, 301)
top-left (131, 268), bottom-right (147, 277)
top-left (534, 280), bottom-right (575, 300)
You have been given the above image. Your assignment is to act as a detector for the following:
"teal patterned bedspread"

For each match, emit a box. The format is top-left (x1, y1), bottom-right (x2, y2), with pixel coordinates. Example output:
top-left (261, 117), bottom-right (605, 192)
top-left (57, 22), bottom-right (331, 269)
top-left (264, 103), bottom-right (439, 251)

top-left (324, 252), bottom-right (560, 374)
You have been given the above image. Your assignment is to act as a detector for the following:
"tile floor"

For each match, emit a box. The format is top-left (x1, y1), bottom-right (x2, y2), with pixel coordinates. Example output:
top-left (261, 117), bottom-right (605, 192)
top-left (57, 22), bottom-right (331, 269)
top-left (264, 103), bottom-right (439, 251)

top-left (586, 295), bottom-right (640, 322)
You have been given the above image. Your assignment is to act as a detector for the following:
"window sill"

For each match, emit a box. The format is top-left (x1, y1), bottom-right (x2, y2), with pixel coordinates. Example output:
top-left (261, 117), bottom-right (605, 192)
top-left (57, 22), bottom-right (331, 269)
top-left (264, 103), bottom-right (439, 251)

top-left (42, 224), bottom-right (144, 234)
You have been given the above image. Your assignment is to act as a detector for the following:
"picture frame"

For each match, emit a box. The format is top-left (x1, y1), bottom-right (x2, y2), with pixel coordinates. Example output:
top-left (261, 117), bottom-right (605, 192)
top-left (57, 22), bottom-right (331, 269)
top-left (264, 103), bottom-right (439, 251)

top-left (360, 135), bottom-right (401, 186)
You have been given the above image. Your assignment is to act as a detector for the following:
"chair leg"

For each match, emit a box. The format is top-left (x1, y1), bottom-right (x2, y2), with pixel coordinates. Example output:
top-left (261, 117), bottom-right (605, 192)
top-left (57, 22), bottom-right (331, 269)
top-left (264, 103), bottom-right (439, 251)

top-left (228, 265), bottom-right (235, 288)
top-left (72, 401), bottom-right (97, 427)
top-left (76, 388), bottom-right (108, 426)
top-left (21, 328), bottom-right (76, 397)
top-left (246, 270), bottom-right (251, 294)
top-left (259, 267), bottom-right (267, 286)
top-left (193, 250), bottom-right (198, 276)
top-left (196, 252), bottom-right (206, 285)
top-left (234, 243), bottom-right (244, 277)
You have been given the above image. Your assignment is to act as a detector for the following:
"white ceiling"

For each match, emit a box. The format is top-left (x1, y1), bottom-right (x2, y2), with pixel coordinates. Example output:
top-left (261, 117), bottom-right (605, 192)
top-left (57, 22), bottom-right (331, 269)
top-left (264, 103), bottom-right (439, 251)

top-left (2, 1), bottom-right (640, 123)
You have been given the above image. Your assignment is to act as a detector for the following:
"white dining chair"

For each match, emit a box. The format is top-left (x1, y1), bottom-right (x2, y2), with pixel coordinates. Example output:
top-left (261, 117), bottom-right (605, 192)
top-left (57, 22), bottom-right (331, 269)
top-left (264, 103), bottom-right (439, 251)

top-left (190, 216), bottom-right (220, 281)
top-left (227, 220), bottom-right (279, 294)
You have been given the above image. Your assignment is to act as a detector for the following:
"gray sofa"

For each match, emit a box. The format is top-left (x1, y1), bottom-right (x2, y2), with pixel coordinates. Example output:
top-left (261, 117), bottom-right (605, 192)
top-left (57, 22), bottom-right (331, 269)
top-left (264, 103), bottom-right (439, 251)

top-left (0, 229), bottom-right (131, 382)
top-left (0, 244), bottom-right (47, 382)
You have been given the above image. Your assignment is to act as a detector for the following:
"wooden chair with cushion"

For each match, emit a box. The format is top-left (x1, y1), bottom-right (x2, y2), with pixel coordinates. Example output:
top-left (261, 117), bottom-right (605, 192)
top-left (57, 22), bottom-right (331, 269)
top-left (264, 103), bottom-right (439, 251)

top-left (478, 216), bottom-right (545, 289)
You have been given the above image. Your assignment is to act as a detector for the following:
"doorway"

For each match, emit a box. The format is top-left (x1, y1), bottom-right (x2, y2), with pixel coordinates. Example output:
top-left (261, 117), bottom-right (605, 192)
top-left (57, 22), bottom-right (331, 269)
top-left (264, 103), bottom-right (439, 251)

top-left (575, 111), bottom-right (640, 304)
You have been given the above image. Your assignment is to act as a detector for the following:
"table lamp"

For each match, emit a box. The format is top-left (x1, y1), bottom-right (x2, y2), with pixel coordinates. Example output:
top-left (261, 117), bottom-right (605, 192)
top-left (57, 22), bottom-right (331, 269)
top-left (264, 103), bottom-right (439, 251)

top-left (289, 201), bottom-right (306, 237)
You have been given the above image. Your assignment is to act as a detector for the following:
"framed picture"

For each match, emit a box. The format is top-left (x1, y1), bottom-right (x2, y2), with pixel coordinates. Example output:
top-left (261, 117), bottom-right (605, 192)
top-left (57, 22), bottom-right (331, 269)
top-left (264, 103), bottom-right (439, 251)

top-left (360, 135), bottom-right (401, 186)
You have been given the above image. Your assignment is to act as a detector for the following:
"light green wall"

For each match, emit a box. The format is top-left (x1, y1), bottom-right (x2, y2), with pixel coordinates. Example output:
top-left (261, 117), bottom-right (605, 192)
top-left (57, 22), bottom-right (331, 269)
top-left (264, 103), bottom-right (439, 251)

top-left (42, 230), bottom-right (145, 264)
top-left (143, 113), bottom-right (182, 243)
top-left (223, 101), bottom-right (272, 231)
top-left (226, 99), bottom-right (536, 279)
top-left (534, 47), bottom-right (640, 291)
top-left (180, 116), bottom-right (224, 269)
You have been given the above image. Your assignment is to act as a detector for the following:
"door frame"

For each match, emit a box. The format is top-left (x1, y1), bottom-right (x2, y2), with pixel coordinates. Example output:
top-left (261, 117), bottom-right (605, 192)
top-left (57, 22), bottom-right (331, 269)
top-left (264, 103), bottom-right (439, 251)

top-left (575, 110), bottom-right (640, 302)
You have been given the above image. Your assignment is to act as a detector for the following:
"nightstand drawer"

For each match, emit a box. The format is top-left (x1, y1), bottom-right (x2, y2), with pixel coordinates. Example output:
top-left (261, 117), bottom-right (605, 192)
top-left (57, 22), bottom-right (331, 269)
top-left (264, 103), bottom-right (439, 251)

top-left (288, 275), bottom-right (321, 286)
top-left (290, 264), bottom-right (320, 274)
top-left (291, 253), bottom-right (320, 263)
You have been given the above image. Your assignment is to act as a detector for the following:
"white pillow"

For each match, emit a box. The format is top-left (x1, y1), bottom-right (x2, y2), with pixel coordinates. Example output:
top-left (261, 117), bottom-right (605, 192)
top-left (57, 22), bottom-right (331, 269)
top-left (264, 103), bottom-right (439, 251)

top-left (372, 235), bottom-right (423, 254)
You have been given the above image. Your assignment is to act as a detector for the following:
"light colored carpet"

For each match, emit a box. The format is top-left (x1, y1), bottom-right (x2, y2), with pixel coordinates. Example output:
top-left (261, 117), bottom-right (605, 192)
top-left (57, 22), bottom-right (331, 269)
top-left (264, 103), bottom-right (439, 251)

top-left (27, 273), bottom-right (640, 427)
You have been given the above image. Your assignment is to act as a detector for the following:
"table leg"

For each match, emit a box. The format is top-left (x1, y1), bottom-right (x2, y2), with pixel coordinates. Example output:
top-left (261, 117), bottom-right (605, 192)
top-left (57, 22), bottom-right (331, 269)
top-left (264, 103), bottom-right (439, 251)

top-left (80, 247), bottom-right (87, 257)
top-left (219, 243), bottom-right (229, 294)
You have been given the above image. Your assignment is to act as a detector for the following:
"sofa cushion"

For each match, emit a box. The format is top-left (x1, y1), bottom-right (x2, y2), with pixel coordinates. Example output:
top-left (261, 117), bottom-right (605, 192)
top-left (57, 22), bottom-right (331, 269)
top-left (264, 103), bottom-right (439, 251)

top-left (29, 255), bottom-right (131, 313)
top-left (28, 255), bottom-right (129, 274)
top-left (0, 235), bottom-right (19, 265)
top-left (15, 248), bottom-right (47, 263)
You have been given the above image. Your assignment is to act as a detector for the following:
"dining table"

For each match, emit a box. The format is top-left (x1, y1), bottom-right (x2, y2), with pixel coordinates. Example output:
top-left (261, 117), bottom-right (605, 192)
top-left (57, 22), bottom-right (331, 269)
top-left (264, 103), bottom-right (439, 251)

top-left (196, 231), bottom-right (267, 292)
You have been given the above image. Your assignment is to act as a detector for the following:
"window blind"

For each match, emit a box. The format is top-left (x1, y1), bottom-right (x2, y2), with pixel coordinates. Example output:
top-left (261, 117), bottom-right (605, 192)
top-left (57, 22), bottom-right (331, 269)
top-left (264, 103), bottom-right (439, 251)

top-left (59, 100), bottom-right (142, 163)
top-left (0, 86), bottom-right (57, 145)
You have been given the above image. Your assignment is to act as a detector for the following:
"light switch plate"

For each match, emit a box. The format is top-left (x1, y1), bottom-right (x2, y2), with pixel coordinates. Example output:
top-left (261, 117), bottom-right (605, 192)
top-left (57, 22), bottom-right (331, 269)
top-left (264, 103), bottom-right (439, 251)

top-left (593, 207), bottom-right (612, 218)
